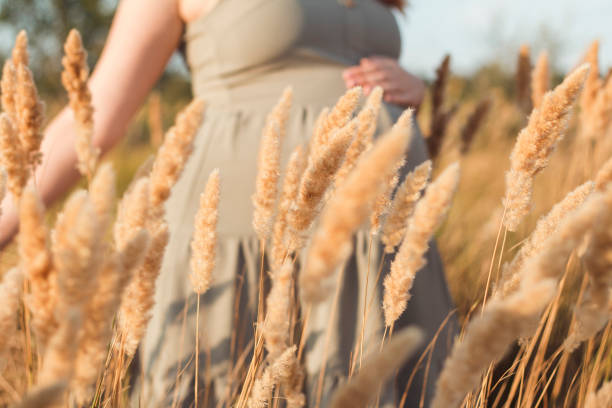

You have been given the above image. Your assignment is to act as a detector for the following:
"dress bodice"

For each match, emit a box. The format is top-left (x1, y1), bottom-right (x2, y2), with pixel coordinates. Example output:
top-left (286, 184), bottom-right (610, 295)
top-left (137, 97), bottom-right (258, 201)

top-left (184, 0), bottom-right (401, 109)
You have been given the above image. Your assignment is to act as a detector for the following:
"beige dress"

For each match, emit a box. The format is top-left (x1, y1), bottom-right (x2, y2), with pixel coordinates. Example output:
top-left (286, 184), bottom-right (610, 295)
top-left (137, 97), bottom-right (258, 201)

top-left (138, 0), bottom-right (457, 406)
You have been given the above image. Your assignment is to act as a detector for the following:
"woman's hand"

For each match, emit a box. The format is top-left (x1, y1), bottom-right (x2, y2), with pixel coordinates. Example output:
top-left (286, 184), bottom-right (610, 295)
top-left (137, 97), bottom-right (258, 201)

top-left (342, 56), bottom-right (426, 109)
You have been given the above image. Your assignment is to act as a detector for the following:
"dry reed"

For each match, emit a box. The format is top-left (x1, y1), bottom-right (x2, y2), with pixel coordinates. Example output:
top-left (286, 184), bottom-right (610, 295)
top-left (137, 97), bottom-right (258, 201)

top-left (13, 382), bottom-right (67, 408)
top-left (383, 162), bottom-right (460, 327)
top-left (0, 113), bottom-right (28, 199)
top-left (262, 262), bottom-right (293, 359)
top-left (252, 93), bottom-right (287, 241)
top-left (288, 118), bottom-right (357, 247)
top-left (301, 119), bottom-right (411, 303)
top-left (563, 185), bottom-right (612, 351)
top-left (531, 51), bottom-right (550, 110)
top-left (271, 145), bottom-right (306, 271)
top-left (516, 44), bottom-right (532, 113)
top-left (459, 98), bottom-right (491, 154)
top-left (19, 186), bottom-right (58, 349)
top-left (37, 310), bottom-right (81, 393)
top-left (190, 169), bottom-right (220, 294)
top-left (1, 61), bottom-right (17, 121)
top-left (585, 379), bottom-right (612, 408)
top-left (0, 268), bottom-right (24, 364)
top-left (431, 279), bottom-right (556, 408)
top-left (149, 98), bottom-right (205, 208)
top-left (329, 327), bottom-right (423, 408)
top-left (381, 159), bottom-right (432, 253)
top-left (503, 64), bottom-right (589, 231)
top-left (310, 87), bottom-right (361, 160)
top-left (595, 156), bottom-right (612, 191)
top-left (497, 181), bottom-right (594, 298)
top-left (15, 64), bottom-right (44, 167)
top-left (335, 86), bottom-right (383, 186)
top-left (51, 190), bottom-right (102, 312)
top-left (11, 31), bottom-right (29, 68)
top-left (248, 346), bottom-right (302, 408)
top-left (61, 29), bottom-right (98, 180)
top-left (116, 98), bottom-right (204, 357)
top-left (580, 41), bottom-right (601, 115)
top-left (113, 177), bottom-right (150, 250)
top-left (369, 111), bottom-right (412, 235)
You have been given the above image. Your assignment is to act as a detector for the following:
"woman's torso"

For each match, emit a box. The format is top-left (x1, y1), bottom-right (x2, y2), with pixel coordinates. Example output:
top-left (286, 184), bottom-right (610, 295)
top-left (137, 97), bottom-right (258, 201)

top-left (184, 0), bottom-right (401, 110)
top-left (170, 0), bottom-right (426, 237)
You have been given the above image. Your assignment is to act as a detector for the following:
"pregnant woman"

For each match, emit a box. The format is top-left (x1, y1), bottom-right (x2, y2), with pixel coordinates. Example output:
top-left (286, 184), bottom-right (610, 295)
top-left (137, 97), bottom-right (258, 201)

top-left (0, 0), bottom-right (456, 406)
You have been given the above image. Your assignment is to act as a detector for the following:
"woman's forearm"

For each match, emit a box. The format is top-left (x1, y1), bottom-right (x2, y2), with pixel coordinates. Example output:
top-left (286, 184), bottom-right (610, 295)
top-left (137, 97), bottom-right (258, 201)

top-left (0, 0), bottom-right (184, 248)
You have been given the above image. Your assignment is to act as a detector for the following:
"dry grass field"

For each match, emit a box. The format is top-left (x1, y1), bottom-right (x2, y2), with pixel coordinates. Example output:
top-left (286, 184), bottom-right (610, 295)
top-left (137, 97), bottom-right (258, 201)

top-left (1, 28), bottom-right (612, 408)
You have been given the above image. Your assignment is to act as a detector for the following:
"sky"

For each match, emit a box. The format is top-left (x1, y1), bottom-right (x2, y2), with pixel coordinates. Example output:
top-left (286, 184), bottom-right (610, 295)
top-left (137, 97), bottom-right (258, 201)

top-left (397, 0), bottom-right (612, 78)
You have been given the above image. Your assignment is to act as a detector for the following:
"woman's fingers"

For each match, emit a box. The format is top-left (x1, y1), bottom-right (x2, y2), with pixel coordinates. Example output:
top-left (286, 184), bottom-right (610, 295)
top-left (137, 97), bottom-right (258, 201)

top-left (343, 56), bottom-right (426, 108)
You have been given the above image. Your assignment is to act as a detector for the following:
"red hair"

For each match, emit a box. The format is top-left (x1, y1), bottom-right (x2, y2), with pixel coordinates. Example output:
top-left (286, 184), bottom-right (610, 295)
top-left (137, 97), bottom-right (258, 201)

top-left (377, 0), bottom-right (405, 9)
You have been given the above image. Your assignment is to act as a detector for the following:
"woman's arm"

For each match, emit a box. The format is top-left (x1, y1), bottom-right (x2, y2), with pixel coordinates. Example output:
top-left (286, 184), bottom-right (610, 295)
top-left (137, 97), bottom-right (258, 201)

top-left (0, 0), bottom-right (184, 247)
top-left (342, 56), bottom-right (426, 109)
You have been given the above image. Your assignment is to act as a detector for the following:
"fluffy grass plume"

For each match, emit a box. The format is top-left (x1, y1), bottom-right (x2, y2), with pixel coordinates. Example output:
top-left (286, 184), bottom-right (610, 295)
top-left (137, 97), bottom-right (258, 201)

top-left (427, 54), bottom-right (457, 159)
top-left (369, 110), bottom-right (413, 235)
top-left (383, 162), bottom-right (460, 327)
top-left (585, 380), bottom-right (612, 408)
top-left (497, 181), bottom-right (594, 298)
top-left (531, 51), bottom-right (550, 110)
top-left (116, 99), bottom-right (204, 356)
top-left (431, 280), bottom-right (556, 408)
top-left (1, 61), bottom-right (17, 120)
top-left (88, 163), bottom-right (116, 230)
top-left (271, 145), bottom-right (306, 271)
top-left (149, 98), bottom-right (205, 208)
top-left (381, 160), bottom-right (432, 253)
top-left (580, 40), bottom-right (601, 114)
top-left (262, 262), bottom-right (293, 359)
top-left (595, 156), bottom-right (612, 191)
top-left (52, 190), bottom-right (102, 311)
top-left (310, 87), bottom-right (361, 160)
top-left (288, 118), bottom-right (357, 246)
top-left (503, 64), bottom-right (589, 231)
top-left (329, 327), bottom-right (423, 408)
top-left (115, 99), bottom-right (204, 358)
top-left (190, 169), bottom-right (220, 294)
top-left (19, 186), bottom-right (58, 349)
top-left (252, 89), bottom-right (292, 241)
top-left (71, 166), bottom-right (136, 404)
top-left (61, 29), bottom-right (98, 180)
top-left (73, 232), bottom-right (149, 404)
top-left (116, 215), bottom-right (168, 358)
top-left (11, 30), bottom-right (29, 67)
top-left (582, 73), bottom-right (612, 142)
top-left (114, 177), bottom-right (150, 250)
top-left (0, 113), bottom-right (28, 199)
top-left (248, 346), bottom-right (303, 408)
top-left (0, 31), bottom-right (29, 122)
top-left (335, 86), bottom-right (383, 186)
top-left (0, 268), bottom-right (24, 364)
top-left (459, 98), bottom-right (491, 154)
top-left (563, 186), bottom-right (612, 351)
top-left (16, 64), bottom-right (45, 167)
top-left (14, 382), bottom-right (67, 408)
top-left (516, 44), bottom-right (532, 113)
top-left (301, 122), bottom-right (411, 304)
top-left (37, 310), bottom-right (81, 394)
top-left (520, 186), bottom-right (611, 294)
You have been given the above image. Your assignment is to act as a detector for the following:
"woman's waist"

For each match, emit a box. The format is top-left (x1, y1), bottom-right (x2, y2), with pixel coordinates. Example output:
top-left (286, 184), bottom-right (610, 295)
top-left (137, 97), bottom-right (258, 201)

top-left (191, 52), bottom-right (350, 112)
